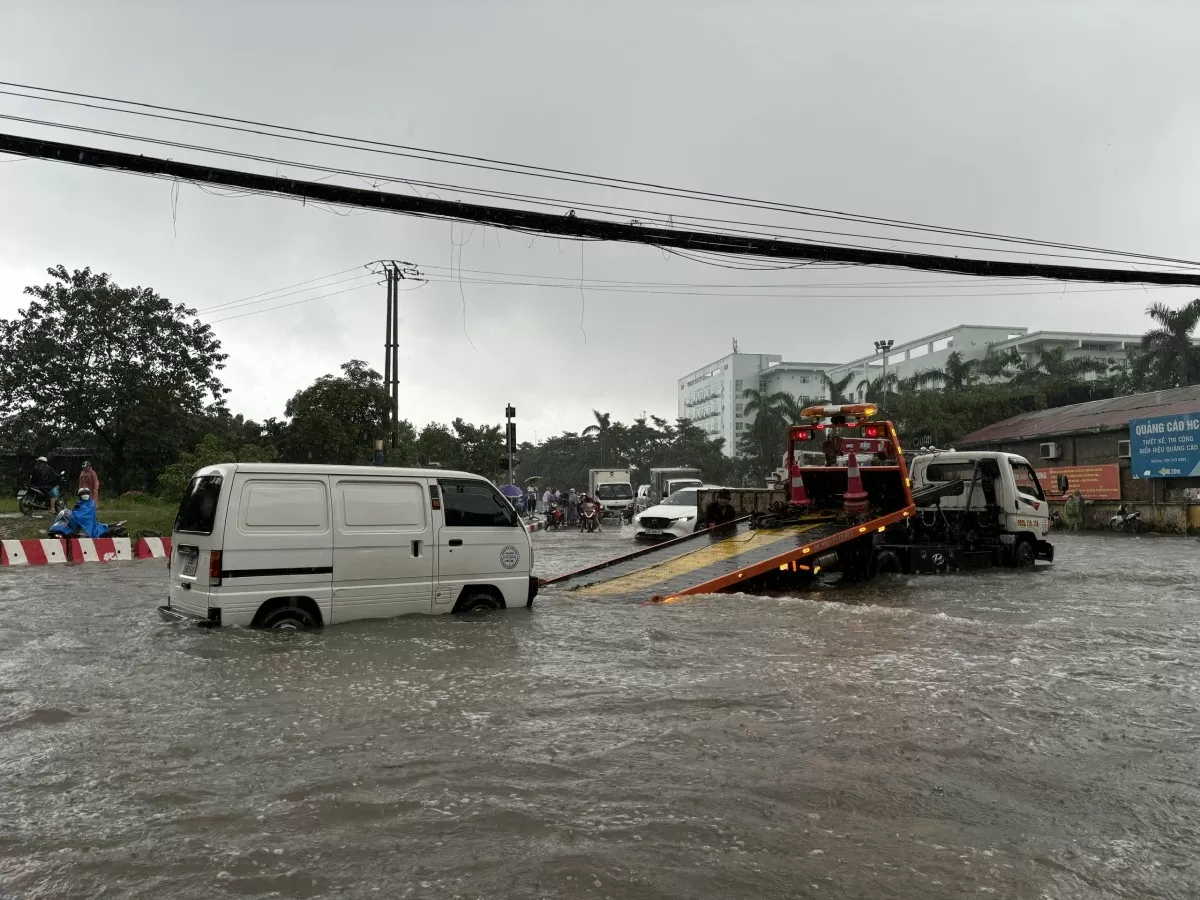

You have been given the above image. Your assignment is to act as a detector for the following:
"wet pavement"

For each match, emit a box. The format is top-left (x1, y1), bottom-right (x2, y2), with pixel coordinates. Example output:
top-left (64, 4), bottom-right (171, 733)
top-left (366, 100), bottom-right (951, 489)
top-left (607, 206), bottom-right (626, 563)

top-left (1, 527), bottom-right (1199, 899)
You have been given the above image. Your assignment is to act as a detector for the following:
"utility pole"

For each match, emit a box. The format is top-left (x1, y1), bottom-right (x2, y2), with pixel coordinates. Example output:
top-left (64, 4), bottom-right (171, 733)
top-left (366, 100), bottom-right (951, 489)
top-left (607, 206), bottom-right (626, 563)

top-left (380, 261), bottom-right (419, 448)
top-left (383, 266), bottom-right (393, 447)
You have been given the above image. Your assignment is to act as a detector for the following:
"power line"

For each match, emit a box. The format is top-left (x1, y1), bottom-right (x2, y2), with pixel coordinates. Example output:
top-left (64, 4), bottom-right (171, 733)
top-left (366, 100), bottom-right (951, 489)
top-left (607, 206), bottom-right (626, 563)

top-left (196, 268), bottom-right (377, 313)
top-left (1, 110), bottom-right (1173, 268)
top-left (206, 279), bottom-right (387, 323)
top-left (6, 130), bottom-right (1200, 286)
top-left (2, 79), bottom-right (1197, 270)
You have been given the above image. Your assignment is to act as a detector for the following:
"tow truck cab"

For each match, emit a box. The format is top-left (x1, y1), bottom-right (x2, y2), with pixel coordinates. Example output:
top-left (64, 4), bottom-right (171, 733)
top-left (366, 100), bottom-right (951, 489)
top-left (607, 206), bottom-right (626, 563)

top-left (906, 450), bottom-right (1055, 569)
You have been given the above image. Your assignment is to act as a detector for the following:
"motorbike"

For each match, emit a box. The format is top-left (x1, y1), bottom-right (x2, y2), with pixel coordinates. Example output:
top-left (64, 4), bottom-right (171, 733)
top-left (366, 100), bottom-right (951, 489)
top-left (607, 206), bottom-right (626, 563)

top-left (545, 504), bottom-right (565, 531)
top-left (47, 507), bottom-right (128, 539)
top-left (580, 501), bottom-right (600, 533)
top-left (1109, 504), bottom-right (1141, 533)
top-left (1049, 509), bottom-right (1065, 530)
top-left (17, 472), bottom-right (67, 516)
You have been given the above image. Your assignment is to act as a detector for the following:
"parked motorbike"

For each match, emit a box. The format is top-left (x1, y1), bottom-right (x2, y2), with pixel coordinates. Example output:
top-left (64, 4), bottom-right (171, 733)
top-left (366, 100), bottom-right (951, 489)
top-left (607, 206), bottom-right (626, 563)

top-left (1109, 504), bottom-right (1141, 533)
top-left (47, 508), bottom-right (128, 539)
top-left (17, 472), bottom-right (67, 516)
top-left (580, 501), bottom-right (600, 533)
top-left (1049, 509), bottom-right (1065, 530)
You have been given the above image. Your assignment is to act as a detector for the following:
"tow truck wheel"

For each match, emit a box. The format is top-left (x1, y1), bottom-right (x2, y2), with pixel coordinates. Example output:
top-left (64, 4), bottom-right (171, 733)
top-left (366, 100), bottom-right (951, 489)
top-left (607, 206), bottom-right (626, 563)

top-left (1012, 538), bottom-right (1035, 569)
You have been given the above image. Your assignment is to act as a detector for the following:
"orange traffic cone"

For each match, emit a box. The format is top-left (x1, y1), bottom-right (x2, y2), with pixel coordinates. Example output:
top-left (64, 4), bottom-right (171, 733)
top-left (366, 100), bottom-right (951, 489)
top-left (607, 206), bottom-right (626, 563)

top-left (789, 462), bottom-right (810, 506)
top-left (842, 450), bottom-right (869, 516)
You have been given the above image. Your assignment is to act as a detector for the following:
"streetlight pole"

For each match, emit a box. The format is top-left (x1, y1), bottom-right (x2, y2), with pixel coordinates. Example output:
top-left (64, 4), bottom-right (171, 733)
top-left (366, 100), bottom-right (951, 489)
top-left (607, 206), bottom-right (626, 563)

top-left (874, 339), bottom-right (894, 400)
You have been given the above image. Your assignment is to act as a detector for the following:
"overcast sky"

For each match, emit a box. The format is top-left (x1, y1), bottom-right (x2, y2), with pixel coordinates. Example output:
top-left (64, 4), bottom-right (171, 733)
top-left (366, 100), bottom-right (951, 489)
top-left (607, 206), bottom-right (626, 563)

top-left (2, 1), bottom-right (1199, 442)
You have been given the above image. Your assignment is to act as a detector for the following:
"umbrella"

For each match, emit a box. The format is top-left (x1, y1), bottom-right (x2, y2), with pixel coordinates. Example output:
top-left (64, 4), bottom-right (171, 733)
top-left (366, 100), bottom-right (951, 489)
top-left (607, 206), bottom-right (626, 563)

top-left (523, 475), bottom-right (542, 486)
top-left (498, 484), bottom-right (523, 500)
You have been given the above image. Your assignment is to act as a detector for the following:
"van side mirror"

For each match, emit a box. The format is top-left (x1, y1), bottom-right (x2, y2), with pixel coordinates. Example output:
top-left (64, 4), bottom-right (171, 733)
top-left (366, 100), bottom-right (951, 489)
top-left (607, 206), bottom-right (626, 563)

top-left (1057, 474), bottom-right (1069, 494)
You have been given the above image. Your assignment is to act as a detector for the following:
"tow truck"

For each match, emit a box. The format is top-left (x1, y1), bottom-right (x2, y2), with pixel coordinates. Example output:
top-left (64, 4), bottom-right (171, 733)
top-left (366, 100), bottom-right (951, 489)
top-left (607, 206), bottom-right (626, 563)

top-left (542, 404), bottom-right (1055, 602)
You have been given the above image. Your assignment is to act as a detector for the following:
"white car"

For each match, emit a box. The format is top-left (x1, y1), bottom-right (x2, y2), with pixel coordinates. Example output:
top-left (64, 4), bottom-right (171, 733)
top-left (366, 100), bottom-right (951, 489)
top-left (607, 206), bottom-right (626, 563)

top-left (633, 486), bottom-right (714, 541)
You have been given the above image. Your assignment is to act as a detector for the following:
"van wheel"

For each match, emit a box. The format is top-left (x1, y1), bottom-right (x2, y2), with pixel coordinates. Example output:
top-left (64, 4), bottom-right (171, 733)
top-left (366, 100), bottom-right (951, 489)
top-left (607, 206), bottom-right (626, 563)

top-left (1011, 538), bottom-right (1035, 569)
top-left (260, 604), bottom-right (319, 630)
top-left (456, 593), bottom-right (499, 615)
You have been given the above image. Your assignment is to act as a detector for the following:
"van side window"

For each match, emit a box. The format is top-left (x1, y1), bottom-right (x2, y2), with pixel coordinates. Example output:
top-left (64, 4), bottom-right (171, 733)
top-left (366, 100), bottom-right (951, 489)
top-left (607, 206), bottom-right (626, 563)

top-left (439, 479), bottom-right (519, 528)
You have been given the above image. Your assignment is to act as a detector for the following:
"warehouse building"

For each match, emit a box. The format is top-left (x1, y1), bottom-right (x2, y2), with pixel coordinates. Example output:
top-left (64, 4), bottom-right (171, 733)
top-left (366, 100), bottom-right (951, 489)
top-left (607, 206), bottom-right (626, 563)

top-left (957, 386), bottom-right (1200, 531)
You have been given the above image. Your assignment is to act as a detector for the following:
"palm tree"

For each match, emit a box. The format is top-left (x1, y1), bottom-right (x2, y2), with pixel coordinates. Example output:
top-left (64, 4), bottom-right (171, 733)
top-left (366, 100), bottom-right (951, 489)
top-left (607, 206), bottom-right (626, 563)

top-left (855, 371), bottom-right (898, 403)
top-left (740, 388), bottom-right (796, 470)
top-left (1139, 299), bottom-right (1200, 389)
top-left (822, 372), bottom-right (855, 404)
top-left (1009, 346), bottom-right (1107, 386)
top-left (977, 347), bottom-right (1021, 382)
top-left (926, 351), bottom-right (979, 390)
top-left (896, 369), bottom-right (945, 393)
top-left (582, 409), bottom-right (611, 466)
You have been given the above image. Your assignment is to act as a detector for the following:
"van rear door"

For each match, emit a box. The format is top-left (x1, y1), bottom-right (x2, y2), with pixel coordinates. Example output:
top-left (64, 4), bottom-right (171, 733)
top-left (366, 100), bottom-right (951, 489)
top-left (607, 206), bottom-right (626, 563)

top-left (330, 477), bottom-right (434, 622)
top-left (169, 472), bottom-right (230, 619)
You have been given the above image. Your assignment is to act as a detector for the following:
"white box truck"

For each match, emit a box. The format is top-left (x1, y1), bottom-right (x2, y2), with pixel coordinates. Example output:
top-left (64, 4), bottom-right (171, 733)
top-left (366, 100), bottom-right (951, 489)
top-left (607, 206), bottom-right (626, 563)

top-left (589, 468), bottom-right (635, 521)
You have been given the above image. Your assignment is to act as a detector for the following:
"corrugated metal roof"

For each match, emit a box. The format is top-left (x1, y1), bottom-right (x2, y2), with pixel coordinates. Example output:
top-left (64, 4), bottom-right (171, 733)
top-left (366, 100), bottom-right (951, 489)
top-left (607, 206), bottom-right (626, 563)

top-left (959, 386), bottom-right (1200, 444)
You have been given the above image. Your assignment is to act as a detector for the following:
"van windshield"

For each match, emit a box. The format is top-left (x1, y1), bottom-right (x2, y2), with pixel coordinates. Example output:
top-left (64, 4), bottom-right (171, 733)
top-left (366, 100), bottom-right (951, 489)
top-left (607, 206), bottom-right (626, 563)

top-left (596, 483), bottom-right (633, 500)
top-left (175, 475), bottom-right (223, 534)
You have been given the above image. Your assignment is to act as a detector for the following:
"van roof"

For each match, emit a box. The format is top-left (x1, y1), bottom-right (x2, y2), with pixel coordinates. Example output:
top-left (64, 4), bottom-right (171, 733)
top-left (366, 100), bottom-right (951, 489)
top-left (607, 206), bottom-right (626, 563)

top-left (193, 462), bottom-right (485, 480)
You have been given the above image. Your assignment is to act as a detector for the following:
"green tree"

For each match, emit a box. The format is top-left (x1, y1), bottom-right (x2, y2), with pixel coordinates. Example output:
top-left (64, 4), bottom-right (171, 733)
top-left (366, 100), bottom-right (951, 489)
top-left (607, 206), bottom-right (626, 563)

top-left (926, 351), bottom-right (979, 390)
top-left (282, 360), bottom-right (389, 464)
top-left (822, 372), bottom-right (855, 404)
top-left (739, 388), bottom-right (805, 472)
top-left (156, 433), bottom-right (277, 503)
top-left (1137, 299), bottom-right (1200, 389)
top-left (0, 266), bottom-right (227, 490)
top-left (582, 409), bottom-right (612, 466)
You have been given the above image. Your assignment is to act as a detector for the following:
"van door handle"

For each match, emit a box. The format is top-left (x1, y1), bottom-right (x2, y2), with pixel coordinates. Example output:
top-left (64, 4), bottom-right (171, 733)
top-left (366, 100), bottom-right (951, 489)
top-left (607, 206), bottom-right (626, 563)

top-left (449, 539), bottom-right (463, 547)
top-left (411, 540), bottom-right (422, 557)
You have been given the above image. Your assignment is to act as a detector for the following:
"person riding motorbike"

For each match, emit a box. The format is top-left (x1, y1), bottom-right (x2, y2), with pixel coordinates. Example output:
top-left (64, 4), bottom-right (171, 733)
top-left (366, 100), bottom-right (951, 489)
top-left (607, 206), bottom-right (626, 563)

top-left (49, 487), bottom-right (107, 538)
top-left (30, 456), bottom-right (59, 500)
top-left (579, 493), bottom-right (601, 533)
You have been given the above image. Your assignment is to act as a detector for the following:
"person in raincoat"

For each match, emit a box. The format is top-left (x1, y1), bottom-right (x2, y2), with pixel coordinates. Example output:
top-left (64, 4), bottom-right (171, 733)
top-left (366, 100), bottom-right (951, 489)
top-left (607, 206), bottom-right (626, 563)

top-left (78, 461), bottom-right (100, 507)
top-left (48, 488), bottom-right (107, 539)
top-left (566, 488), bottom-right (579, 527)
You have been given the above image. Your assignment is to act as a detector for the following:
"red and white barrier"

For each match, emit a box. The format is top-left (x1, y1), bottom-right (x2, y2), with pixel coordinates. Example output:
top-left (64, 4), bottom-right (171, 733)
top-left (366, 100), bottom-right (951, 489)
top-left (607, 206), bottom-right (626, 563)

top-left (134, 536), bottom-right (172, 559)
top-left (1, 537), bottom-right (133, 566)
top-left (526, 518), bottom-right (545, 533)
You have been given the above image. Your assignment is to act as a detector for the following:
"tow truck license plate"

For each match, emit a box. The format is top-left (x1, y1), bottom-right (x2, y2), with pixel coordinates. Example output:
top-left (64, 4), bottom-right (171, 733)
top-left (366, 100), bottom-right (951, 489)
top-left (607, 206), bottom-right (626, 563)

top-left (179, 547), bottom-right (198, 577)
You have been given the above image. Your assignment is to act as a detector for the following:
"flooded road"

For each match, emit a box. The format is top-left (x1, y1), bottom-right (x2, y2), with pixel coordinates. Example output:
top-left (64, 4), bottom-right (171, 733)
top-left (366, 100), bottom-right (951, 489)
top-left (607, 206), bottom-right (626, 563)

top-left (2, 529), bottom-right (1199, 899)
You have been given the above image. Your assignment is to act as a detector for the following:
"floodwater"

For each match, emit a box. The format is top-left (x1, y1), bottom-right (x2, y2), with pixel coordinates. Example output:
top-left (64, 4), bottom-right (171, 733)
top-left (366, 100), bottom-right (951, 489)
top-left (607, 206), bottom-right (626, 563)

top-left (2, 528), bottom-right (1199, 899)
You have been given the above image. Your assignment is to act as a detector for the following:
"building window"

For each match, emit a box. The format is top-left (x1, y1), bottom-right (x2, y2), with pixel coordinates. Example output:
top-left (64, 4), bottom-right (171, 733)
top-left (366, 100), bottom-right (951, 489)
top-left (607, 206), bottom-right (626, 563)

top-left (736, 404), bottom-right (744, 415)
top-left (735, 379), bottom-right (743, 391)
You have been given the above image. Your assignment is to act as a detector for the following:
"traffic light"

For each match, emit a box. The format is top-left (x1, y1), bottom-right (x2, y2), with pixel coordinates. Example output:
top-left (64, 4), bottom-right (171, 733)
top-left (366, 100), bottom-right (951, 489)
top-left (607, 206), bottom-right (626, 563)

top-left (506, 422), bottom-right (517, 453)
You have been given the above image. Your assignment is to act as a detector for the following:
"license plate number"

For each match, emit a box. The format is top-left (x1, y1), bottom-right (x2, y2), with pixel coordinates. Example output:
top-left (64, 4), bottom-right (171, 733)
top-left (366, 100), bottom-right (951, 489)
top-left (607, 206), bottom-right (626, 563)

top-left (180, 549), bottom-right (198, 577)
top-left (644, 529), bottom-right (663, 535)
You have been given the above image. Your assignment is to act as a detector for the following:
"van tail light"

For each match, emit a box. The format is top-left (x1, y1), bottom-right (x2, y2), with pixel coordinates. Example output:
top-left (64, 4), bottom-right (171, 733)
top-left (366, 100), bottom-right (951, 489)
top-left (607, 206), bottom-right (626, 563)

top-left (209, 550), bottom-right (222, 586)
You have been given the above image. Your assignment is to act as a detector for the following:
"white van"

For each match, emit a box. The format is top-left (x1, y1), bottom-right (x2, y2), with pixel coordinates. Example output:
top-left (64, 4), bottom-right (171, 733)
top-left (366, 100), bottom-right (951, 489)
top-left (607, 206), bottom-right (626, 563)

top-left (157, 464), bottom-right (536, 629)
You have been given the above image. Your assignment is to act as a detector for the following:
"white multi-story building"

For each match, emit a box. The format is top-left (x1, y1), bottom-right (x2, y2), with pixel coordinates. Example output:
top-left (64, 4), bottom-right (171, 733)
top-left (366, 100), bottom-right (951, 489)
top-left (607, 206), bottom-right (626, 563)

top-left (677, 353), bottom-right (834, 455)
top-left (680, 325), bottom-right (1153, 456)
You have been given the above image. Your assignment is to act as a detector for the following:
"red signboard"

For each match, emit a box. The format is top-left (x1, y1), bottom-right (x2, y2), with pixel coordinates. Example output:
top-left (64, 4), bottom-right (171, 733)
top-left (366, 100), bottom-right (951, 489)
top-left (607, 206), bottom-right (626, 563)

top-left (1034, 464), bottom-right (1121, 500)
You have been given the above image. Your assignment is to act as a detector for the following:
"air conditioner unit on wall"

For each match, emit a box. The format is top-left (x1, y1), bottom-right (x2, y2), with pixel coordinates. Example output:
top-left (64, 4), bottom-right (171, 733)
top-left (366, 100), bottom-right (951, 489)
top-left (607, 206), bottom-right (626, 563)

top-left (1117, 439), bottom-right (1131, 459)
top-left (1040, 442), bottom-right (1062, 460)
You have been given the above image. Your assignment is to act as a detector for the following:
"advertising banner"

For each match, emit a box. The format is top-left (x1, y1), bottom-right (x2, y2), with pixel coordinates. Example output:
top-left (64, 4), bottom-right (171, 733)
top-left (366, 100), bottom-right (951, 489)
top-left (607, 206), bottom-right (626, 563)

top-left (1034, 464), bottom-right (1121, 500)
top-left (1129, 413), bottom-right (1200, 479)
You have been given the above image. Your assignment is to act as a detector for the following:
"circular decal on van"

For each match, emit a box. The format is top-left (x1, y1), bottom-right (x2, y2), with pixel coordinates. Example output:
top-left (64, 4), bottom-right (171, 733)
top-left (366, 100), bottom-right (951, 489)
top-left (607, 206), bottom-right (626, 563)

top-left (500, 545), bottom-right (521, 569)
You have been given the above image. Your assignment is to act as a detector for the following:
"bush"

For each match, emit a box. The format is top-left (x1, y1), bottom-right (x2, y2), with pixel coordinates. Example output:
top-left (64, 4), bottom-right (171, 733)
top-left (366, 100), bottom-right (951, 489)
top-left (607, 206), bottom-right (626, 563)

top-left (116, 490), bottom-right (159, 505)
